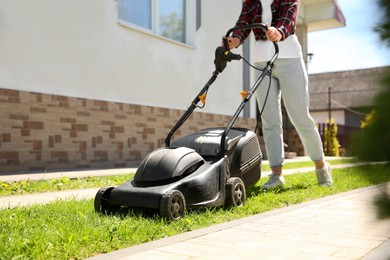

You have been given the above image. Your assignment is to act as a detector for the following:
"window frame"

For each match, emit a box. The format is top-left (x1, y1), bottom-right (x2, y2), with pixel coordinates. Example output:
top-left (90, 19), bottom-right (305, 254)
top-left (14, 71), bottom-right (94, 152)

top-left (117, 0), bottom-right (196, 47)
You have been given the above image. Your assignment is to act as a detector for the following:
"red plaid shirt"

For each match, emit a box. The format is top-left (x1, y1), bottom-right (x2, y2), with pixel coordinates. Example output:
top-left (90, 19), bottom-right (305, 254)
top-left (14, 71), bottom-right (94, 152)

top-left (232, 0), bottom-right (299, 42)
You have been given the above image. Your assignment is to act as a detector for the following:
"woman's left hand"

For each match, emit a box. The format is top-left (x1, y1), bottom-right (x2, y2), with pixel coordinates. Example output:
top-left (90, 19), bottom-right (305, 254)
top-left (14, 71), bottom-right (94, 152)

top-left (266, 24), bottom-right (282, 42)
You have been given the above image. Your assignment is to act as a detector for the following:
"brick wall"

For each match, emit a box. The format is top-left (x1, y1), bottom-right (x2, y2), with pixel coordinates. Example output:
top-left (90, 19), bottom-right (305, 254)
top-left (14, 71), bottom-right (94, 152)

top-left (284, 129), bottom-right (306, 156)
top-left (0, 88), bottom-right (257, 174)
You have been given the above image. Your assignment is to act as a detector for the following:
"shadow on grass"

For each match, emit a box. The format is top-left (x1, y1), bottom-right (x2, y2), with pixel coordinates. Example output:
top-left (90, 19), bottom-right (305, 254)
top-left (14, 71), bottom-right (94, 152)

top-left (247, 182), bottom-right (312, 197)
top-left (95, 181), bottom-right (316, 222)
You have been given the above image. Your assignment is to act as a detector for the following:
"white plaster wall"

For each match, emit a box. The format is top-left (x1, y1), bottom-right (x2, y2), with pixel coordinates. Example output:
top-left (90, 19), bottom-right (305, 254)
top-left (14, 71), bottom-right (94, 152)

top-left (0, 0), bottom-right (244, 116)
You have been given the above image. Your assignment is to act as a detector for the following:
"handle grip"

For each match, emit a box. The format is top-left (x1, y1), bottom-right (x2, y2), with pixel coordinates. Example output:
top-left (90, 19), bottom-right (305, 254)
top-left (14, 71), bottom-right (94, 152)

top-left (225, 23), bottom-right (279, 55)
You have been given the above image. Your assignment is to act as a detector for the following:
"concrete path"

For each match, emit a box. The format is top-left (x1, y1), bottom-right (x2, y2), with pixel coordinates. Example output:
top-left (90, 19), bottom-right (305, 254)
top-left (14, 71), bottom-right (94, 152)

top-left (89, 183), bottom-right (390, 260)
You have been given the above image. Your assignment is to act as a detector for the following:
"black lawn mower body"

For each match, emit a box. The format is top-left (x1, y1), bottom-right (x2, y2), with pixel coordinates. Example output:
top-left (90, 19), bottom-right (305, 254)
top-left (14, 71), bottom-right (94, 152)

top-left (94, 24), bottom-right (279, 220)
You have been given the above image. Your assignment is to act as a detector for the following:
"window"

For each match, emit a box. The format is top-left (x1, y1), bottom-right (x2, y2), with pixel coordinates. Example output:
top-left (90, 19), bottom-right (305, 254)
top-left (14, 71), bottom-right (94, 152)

top-left (118, 0), bottom-right (189, 44)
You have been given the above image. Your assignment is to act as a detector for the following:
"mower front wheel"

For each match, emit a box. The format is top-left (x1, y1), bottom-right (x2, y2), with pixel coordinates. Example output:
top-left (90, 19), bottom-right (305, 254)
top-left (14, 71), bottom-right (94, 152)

top-left (94, 187), bottom-right (120, 214)
top-left (160, 190), bottom-right (186, 221)
top-left (226, 177), bottom-right (246, 207)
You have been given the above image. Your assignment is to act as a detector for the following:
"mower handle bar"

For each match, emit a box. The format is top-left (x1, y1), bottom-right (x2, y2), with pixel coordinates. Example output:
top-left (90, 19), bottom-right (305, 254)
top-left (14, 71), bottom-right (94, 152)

top-left (224, 23), bottom-right (279, 61)
top-left (165, 23), bottom-right (279, 150)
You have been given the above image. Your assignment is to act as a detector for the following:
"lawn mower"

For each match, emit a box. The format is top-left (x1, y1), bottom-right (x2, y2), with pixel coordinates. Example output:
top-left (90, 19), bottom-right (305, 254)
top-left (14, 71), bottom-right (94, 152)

top-left (94, 24), bottom-right (279, 220)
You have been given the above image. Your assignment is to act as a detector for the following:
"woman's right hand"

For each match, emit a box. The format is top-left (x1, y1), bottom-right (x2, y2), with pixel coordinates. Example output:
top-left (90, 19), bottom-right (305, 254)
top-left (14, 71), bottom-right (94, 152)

top-left (222, 37), bottom-right (241, 50)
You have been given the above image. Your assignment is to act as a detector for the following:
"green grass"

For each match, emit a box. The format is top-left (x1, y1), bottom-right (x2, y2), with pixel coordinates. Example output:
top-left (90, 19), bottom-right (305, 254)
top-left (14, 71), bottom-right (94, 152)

top-left (0, 174), bottom-right (134, 197)
top-left (1, 164), bottom-right (389, 259)
top-left (261, 157), bottom-right (360, 172)
top-left (0, 157), bottom-right (359, 196)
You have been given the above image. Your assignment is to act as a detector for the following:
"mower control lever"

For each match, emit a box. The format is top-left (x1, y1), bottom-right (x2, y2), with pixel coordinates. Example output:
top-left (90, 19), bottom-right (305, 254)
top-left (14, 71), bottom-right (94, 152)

top-left (214, 46), bottom-right (242, 73)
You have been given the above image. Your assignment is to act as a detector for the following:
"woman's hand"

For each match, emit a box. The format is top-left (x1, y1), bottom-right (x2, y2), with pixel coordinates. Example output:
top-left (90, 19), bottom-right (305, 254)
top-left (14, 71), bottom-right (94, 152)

top-left (266, 23), bottom-right (282, 42)
top-left (222, 37), bottom-right (241, 50)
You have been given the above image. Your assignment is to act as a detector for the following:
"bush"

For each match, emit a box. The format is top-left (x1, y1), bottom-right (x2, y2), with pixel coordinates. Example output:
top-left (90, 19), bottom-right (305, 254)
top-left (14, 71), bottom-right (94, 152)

top-left (351, 77), bottom-right (390, 162)
top-left (324, 119), bottom-right (340, 156)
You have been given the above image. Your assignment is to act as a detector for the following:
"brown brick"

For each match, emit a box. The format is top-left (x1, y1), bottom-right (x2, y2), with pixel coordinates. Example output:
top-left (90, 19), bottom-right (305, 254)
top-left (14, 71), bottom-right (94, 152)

top-left (31, 151), bottom-right (42, 161)
top-left (72, 124), bottom-right (88, 131)
top-left (49, 136), bottom-right (54, 147)
top-left (32, 140), bottom-right (42, 151)
top-left (60, 118), bottom-right (76, 123)
top-left (23, 121), bottom-right (44, 130)
top-left (0, 151), bottom-right (19, 165)
top-left (70, 131), bottom-right (77, 138)
top-left (0, 89), bottom-right (19, 97)
top-left (9, 114), bottom-right (29, 120)
top-left (147, 117), bottom-right (157, 122)
top-left (159, 107), bottom-right (170, 117)
top-left (94, 100), bottom-right (108, 111)
top-left (21, 129), bottom-right (30, 136)
top-left (51, 151), bottom-right (68, 158)
top-left (52, 95), bottom-right (69, 103)
top-left (128, 104), bottom-right (141, 115)
top-left (129, 151), bottom-right (141, 160)
top-left (94, 100), bottom-right (108, 107)
top-left (116, 142), bottom-right (124, 150)
top-left (30, 107), bottom-right (47, 113)
top-left (50, 151), bottom-right (69, 163)
top-left (94, 151), bottom-right (107, 157)
top-left (79, 151), bottom-right (87, 160)
top-left (116, 103), bottom-right (124, 110)
top-left (111, 126), bottom-right (124, 133)
top-left (79, 141), bottom-right (87, 151)
top-left (7, 97), bottom-right (21, 103)
top-left (55, 135), bottom-right (62, 143)
top-left (115, 114), bottom-right (126, 120)
top-left (77, 111), bottom-right (90, 117)
top-left (32, 92), bottom-right (43, 102)
top-left (0, 151), bottom-right (19, 160)
top-left (102, 120), bottom-right (115, 126)
top-left (76, 98), bottom-right (87, 107)
top-left (143, 128), bottom-right (155, 134)
top-left (127, 137), bottom-right (136, 147)
top-left (93, 151), bottom-right (108, 162)
top-left (2, 133), bottom-right (11, 142)
top-left (92, 136), bottom-right (103, 147)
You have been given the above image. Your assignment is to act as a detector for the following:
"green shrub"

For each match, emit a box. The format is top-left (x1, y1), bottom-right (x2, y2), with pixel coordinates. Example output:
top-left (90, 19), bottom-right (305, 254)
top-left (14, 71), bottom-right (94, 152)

top-left (324, 119), bottom-right (340, 156)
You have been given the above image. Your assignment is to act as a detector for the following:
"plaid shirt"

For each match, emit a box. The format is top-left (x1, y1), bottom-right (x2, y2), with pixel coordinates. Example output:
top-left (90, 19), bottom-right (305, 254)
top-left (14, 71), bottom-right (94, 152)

top-left (232, 0), bottom-right (299, 42)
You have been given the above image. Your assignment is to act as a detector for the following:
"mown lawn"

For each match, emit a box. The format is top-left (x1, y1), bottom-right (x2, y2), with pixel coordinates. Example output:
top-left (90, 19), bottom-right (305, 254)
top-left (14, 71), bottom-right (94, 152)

top-left (0, 157), bottom-right (359, 196)
top-left (1, 163), bottom-right (389, 259)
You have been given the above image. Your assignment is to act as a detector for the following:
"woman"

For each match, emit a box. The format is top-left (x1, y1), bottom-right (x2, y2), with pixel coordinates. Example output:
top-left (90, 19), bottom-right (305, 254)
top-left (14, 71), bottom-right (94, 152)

top-left (226, 0), bottom-right (333, 188)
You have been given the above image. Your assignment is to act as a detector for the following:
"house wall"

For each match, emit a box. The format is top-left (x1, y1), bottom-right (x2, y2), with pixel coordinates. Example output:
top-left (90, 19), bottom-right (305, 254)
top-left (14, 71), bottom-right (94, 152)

top-left (310, 110), bottom-right (345, 125)
top-left (0, 88), bottom-right (257, 173)
top-left (0, 0), bottom-right (253, 173)
top-left (0, 0), bottom-right (244, 116)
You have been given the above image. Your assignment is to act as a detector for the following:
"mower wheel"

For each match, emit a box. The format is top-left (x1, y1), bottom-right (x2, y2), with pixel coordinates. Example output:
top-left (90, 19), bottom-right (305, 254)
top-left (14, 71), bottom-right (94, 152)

top-left (94, 187), bottom-right (120, 214)
top-left (226, 177), bottom-right (246, 207)
top-left (160, 190), bottom-right (186, 221)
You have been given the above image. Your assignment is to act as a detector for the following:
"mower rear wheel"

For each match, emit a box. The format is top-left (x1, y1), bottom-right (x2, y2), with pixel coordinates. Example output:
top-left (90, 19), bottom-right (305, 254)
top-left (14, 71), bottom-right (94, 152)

top-left (94, 187), bottom-right (120, 214)
top-left (160, 190), bottom-right (186, 221)
top-left (226, 177), bottom-right (246, 207)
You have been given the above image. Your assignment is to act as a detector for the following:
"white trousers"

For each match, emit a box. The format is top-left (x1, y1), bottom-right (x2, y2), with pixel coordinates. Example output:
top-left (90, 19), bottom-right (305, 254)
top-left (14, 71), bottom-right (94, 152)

top-left (255, 58), bottom-right (324, 167)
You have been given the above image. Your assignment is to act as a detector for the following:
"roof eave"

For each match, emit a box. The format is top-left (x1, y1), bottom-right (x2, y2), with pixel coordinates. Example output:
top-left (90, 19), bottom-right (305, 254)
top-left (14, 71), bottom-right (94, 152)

top-left (301, 0), bottom-right (346, 32)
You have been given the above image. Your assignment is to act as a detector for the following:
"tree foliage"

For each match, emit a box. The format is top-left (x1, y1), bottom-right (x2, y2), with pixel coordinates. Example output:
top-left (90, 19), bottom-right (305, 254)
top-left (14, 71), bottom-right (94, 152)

top-left (374, 0), bottom-right (390, 47)
top-left (351, 0), bottom-right (390, 162)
